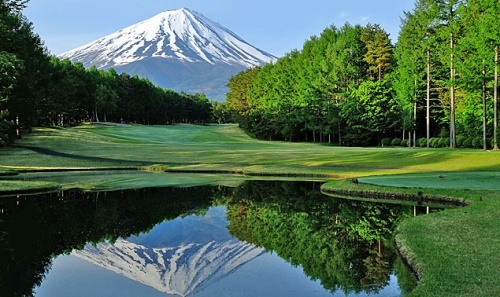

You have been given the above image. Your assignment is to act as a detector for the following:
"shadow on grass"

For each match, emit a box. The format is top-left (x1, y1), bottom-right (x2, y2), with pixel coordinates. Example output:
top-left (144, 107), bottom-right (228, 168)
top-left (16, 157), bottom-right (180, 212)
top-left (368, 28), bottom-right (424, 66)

top-left (16, 145), bottom-right (195, 167)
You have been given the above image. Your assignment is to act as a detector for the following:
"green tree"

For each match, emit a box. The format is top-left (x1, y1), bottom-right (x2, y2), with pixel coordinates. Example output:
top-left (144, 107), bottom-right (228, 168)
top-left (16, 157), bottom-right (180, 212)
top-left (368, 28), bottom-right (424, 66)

top-left (361, 24), bottom-right (393, 81)
top-left (226, 67), bottom-right (261, 115)
top-left (459, 0), bottom-right (500, 149)
top-left (0, 52), bottom-right (21, 144)
top-left (341, 80), bottom-right (403, 146)
top-left (394, 11), bottom-right (428, 147)
top-left (1, 0), bottom-right (51, 133)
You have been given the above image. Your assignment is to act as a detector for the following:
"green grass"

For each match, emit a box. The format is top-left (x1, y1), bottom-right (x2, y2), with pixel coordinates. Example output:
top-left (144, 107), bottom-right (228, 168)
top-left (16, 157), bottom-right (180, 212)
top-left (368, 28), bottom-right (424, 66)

top-left (1, 123), bottom-right (499, 177)
top-left (322, 179), bottom-right (500, 297)
top-left (0, 180), bottom-right (60, 194)
top-left (361, 172), bottom-right (500, 191)
top-left (1, 123), bottom-right (499, 296)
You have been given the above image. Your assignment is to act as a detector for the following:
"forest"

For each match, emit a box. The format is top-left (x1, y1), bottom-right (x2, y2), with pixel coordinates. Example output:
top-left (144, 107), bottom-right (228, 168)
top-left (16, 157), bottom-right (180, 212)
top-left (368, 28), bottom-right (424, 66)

top-left (0, 0), bottom-right (213, 146)
top-left (226, 0), bottom-right (499, 148)
top-left (1, 0), bottom-right (499, 149)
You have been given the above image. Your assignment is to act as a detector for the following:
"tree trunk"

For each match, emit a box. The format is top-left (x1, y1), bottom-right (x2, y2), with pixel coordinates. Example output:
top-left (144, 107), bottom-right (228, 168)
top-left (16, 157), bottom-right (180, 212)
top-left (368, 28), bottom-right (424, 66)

top-left (413, 100), bottom-right (417, 147)
top-left (426, 48), bottom-right (431, 148)
top-left (449, 33), bottom-right (456, 148)
top-left (15, 116), bottom-right (20, 139)
top-left (494, 46), bottom-right (499, 150)
top-left (482, 61), bottom-right (488, 150)
top-left (94, 106), bottom-right (99, 122)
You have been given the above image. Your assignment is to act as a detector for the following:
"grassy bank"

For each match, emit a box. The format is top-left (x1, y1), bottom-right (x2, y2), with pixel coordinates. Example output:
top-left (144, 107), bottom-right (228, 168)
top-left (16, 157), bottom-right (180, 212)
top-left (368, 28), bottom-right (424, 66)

top-left (1, 123), bottom-right (499, 296)
top-left (322, 179), bottom-right (500, 297)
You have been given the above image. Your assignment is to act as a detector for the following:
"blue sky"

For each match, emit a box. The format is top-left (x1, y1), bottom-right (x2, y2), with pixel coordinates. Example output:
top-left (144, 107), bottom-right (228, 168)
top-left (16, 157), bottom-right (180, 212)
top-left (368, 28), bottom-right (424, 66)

top-left (24, 0), bottom-right (415, 57)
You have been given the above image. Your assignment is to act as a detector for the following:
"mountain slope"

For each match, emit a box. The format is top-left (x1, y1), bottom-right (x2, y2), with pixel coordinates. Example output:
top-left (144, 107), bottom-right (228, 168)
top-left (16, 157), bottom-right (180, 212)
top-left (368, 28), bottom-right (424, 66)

top-left (59, 8), bottom-right (276, 100)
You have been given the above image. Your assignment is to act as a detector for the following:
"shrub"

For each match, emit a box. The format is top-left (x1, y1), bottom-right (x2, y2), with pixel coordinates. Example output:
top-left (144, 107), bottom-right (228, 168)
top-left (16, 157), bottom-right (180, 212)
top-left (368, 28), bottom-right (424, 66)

top-left (462, 137), bottom-right (473, 148)
top-left (439, 137), bottom-right (450, 148)
top-left (430, 137), bottom-right (440, 148)
top-left (417, 137), bottom-right (427, 147)
top-left (472, 137), bottom-right (484, 148)
top-left (391, 138), bottom-right (402, 146)
top-left (381, 137), bottom-right (392, 147)
top-left (400, 139), bottom-right (409, 147)
top-left (456, 135), bottom-right (466, 148)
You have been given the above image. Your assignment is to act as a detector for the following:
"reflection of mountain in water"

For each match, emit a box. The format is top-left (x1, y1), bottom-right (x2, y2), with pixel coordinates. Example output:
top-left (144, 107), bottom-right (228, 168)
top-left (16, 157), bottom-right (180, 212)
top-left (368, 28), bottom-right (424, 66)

top-left (72, 206), bottom-right (264, 296)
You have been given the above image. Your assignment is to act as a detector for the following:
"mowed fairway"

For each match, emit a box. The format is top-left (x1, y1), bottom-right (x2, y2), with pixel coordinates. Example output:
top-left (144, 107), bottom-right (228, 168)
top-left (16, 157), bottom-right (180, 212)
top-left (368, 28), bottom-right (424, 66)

top-left (1, 123), bottom-right (500, 179)
top-left (1, 123), bottom-right (500, 297)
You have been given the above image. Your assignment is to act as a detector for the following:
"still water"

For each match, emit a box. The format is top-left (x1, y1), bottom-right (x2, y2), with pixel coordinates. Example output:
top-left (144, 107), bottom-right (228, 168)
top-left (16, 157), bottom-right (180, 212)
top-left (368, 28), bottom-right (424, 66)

top-left (0, 181), bottom-right (420, 297)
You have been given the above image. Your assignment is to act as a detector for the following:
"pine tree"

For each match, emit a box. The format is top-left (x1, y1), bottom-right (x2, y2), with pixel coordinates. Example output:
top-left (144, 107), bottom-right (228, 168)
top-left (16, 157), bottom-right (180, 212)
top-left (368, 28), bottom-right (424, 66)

top-left (361, 24), bottom-right (393, 81)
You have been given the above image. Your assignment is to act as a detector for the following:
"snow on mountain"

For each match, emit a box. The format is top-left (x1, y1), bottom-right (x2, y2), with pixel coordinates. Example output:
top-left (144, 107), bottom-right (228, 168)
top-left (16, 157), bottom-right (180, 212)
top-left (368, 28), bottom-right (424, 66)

top-left (59, 7), bottom-right (276, 70)
top-left (72, 239), bottom-right (264, 296)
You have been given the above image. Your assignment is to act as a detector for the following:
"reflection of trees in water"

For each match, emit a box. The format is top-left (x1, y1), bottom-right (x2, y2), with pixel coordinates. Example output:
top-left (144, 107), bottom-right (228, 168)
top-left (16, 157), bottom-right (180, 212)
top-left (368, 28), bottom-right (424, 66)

top-left (0, 181), bottom-right (418, 297)
top-left (224, 181), bottom-right (412, 294)
top-left (0, 187), bottom-right (217, 297)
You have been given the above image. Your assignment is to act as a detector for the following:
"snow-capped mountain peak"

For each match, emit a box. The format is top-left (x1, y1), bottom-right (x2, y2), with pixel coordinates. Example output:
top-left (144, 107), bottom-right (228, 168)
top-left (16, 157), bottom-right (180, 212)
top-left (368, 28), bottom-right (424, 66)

top-left (59, 7), bottom-right (276, 69)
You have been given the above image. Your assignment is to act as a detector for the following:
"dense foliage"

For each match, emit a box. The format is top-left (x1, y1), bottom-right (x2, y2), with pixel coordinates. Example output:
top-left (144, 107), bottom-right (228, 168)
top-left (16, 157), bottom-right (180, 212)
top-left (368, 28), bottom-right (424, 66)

top-left (227, 1), bottom-right (499, 148)
top-left (0, 0), bottom-right (212, 146)
top-left (2, 0), bottom-right (498, 148)
top-left (227, 24), bottom-right (400, 146)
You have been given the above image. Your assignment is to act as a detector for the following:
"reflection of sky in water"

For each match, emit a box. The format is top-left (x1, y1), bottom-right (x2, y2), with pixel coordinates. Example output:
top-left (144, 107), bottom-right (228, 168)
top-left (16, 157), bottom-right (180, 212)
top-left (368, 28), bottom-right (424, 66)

top-left (128, 206), bottom-right (233, 247)
top-left (35, 206), bottom-right (402, 297)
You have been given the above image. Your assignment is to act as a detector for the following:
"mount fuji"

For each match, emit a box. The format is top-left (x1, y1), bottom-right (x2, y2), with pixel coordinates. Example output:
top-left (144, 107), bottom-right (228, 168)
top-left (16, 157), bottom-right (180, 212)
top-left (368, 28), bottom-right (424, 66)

top-left (59, 8), bottom-right (277, 101)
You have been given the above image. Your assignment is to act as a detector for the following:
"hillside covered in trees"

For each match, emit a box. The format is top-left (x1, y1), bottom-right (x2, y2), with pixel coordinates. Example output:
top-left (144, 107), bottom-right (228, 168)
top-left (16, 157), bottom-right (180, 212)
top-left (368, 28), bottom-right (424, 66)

top-left (227, 0), bottom-right (499, 149)
top-left (0, 0), bottom-right (212, 146)
top-left (1, 0), bottom-right (499, 149)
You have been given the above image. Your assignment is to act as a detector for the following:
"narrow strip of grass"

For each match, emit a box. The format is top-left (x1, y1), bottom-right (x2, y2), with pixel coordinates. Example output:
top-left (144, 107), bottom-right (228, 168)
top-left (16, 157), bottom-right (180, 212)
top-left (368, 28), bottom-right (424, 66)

top-left (0, 180), bottom-right (60, 195)
top-left (322, 179), bottom-right (500, 297)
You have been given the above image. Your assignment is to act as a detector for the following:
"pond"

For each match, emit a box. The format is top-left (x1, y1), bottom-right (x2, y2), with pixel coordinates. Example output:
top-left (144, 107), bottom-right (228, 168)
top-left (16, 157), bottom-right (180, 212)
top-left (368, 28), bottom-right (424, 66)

top-left (0, 181), bottom-right (424, 297)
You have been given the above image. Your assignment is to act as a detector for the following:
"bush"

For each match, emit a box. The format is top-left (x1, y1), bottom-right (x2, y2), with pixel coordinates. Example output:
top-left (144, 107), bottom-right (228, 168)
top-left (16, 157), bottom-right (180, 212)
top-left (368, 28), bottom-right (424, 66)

top-left (462, 137), bottom-right (473, 148)
top-left (439, 137), bottom-right (450, 148)
top-left (417, 137), bottom-right (427, 147)
top-left (430, 137), bottom-right (440, 148)
top-left (456, 135), bottom-right (466, 148)
top-left (472, 137), bottom-right (484, 148)
top-left (381, 137), bottom-right (392, 147)
top-left (400, 139), bottom-right (409, 147)
top-left (391, 138), bottom-right (402, 146)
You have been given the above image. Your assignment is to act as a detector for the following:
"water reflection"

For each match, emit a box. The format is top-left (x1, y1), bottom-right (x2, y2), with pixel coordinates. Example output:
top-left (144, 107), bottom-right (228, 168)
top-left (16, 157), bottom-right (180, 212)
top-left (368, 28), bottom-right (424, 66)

top-left (0, 181), bottom-right (422, 296)
top-left (224, 181), bottom-right (417, 295)
top-left (71, 206), bottom-right (264, 296)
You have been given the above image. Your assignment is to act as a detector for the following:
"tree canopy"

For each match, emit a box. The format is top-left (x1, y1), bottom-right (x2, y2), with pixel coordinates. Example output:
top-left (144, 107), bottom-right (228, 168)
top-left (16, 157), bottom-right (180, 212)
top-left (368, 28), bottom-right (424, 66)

top-left (227, 1), bottom-right (499, 149)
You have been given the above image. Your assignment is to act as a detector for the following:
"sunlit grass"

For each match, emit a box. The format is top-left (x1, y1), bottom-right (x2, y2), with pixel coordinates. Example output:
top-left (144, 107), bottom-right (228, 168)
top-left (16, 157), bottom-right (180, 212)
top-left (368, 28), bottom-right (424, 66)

top-left (0, 180), bottom-right (59, 194)
top-left (322, 177), bottom-right (500, 297)
top-left (2, 123), bottom-right (499, 180)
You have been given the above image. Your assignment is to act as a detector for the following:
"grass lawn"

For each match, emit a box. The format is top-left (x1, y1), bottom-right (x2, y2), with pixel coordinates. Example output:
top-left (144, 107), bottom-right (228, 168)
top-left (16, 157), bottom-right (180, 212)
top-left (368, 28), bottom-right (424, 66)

top-left (321, 178), bottom-right (500, 297)
top-left (1, 123), bottom-right (499, 296)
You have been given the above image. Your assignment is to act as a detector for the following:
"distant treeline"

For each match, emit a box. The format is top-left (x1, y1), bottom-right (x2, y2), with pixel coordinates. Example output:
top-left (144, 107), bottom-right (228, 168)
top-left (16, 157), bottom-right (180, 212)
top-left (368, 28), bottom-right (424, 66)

top-left (0, 0), bottom-right (213, 146)
top-left (227, 0), bottom-right (499, 148)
